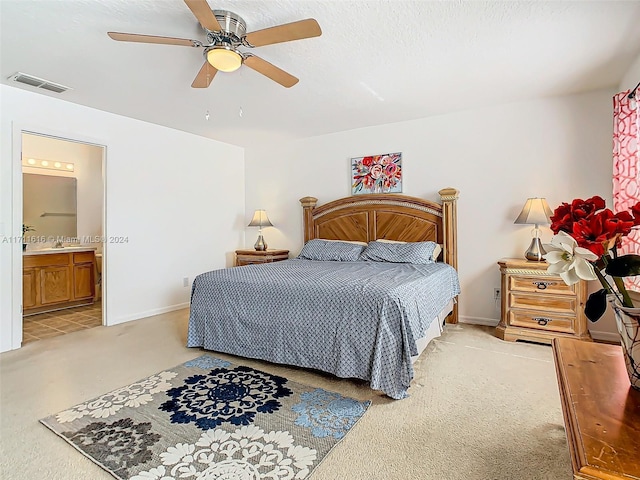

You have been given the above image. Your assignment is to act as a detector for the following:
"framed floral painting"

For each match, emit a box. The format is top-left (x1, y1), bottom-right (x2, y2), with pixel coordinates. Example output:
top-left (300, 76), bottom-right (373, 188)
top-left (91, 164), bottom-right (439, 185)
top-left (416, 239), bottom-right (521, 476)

top-left (351, 152), bottom-right (402, 195)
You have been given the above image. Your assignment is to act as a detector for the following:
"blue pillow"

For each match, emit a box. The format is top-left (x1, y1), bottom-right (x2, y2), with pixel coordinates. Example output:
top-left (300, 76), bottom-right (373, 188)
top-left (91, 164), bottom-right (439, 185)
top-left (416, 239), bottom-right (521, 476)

top-left (297, 239), bottom-right (365, 262)
top-left (359, 241), bottom-right (439, 264)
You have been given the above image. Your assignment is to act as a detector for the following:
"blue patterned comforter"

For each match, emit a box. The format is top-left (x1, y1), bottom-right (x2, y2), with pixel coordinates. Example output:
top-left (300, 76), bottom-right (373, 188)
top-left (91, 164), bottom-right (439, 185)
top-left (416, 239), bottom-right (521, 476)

top-left (187, 259), bottom-right (460, 399)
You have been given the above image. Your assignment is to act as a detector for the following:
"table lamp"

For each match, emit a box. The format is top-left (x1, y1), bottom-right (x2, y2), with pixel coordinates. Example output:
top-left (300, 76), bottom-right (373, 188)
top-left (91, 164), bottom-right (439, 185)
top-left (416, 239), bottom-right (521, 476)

top-left (514, 197), bottom-right (552, 261)
top-left (248, 209), bottom-right (273, 251)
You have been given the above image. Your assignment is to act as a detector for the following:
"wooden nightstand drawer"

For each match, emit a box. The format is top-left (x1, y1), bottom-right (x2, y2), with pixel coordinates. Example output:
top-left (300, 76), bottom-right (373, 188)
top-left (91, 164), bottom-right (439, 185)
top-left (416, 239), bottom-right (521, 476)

top-left (509, 291), bottom-right (577, 315)
top-left (235, 249), bottom-right (289, 266)
top-left (509, 275), bottom-right (574, 295)
top-left (509, 311), bottom-right (575, 334)
top-left (238, 258), bottom-right (269, 266)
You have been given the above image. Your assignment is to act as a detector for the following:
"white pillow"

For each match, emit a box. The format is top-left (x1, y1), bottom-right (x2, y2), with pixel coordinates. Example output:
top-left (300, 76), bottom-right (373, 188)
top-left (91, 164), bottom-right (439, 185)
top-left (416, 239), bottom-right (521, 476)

top-left (375, 239), bottom-right (442, 260)
top-left (433, 243), bottom-right (442, 260)
top-left (319, 238), bottom-right (368, 246)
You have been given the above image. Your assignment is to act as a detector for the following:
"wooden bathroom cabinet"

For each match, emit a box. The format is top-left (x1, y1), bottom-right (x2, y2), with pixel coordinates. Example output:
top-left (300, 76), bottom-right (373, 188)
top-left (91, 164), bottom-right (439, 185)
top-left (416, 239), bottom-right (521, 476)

top-left (23, 250), bottom-right (96, 315)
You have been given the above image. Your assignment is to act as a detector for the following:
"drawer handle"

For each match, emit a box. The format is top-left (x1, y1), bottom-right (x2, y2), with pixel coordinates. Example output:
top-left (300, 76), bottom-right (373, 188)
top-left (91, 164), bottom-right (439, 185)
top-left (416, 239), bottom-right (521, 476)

top-left (532, 281), bottom-right (556, 290)
top-left (533, 317), bottom-right (552, 326)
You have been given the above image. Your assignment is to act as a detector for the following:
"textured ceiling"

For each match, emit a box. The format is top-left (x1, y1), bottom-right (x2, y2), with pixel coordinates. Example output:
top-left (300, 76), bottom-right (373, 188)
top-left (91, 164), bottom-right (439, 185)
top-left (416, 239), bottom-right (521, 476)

top-left (2, 0), bottom-right (640, 148)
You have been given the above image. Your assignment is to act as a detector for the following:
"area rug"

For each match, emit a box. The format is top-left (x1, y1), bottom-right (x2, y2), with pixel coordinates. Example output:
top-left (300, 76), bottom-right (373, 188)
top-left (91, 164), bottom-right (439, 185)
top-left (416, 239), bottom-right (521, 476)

top-left (40, 354), bottom-right (371, 479)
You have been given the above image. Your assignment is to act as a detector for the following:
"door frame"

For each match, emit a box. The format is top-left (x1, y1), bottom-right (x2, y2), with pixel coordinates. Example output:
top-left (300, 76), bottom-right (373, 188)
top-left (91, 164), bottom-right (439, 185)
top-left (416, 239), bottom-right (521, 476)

top-left (11, 123), bottom-right (107, 350)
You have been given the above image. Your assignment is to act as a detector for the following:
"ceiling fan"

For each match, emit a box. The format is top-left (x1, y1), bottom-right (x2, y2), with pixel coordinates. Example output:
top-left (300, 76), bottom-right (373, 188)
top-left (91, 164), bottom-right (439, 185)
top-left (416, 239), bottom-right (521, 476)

top-left (107, 0), bottom-right (321, 89)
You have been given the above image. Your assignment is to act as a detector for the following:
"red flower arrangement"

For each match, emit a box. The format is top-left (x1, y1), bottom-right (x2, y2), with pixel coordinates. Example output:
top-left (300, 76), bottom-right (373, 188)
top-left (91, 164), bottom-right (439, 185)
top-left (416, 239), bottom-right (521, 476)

top-left (544, 195), bottom-right (640, 321)
top-left (550, 196), bottom-right (640, 256)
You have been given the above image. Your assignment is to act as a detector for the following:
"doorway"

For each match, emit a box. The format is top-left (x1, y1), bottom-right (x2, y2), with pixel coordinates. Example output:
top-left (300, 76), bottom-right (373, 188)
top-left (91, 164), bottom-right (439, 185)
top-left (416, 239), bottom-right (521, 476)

top-left (19, 132), bottom-right (106, 344)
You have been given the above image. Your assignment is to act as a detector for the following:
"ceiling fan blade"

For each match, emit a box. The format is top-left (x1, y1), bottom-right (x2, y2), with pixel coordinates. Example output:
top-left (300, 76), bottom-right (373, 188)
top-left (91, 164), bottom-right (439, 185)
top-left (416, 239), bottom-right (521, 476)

top-left (192, 61), bottom-right (218, 88)
top-left (184, 0), bottom-right (222, 31)
top-left (244, 18), bottom-right (321, 47)
top-left (108, 32), bottom-right (198, 47)
top-left (244, 55), bottom-right (298, 88)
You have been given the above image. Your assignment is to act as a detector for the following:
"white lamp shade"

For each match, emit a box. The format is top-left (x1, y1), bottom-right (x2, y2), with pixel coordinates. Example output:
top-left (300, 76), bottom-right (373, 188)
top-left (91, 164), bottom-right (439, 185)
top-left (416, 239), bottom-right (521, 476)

top-left (248, 210), bottom-right (273, 228)
top-left (207, 48), bottom-right (242, 72)
top-left (514, 198), bottom-right (552, 226)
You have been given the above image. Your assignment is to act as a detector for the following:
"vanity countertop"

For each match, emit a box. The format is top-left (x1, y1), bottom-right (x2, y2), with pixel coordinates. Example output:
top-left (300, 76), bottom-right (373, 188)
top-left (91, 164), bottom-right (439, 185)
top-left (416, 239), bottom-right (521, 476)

top-left (24, 246), bottom-right (97, 256)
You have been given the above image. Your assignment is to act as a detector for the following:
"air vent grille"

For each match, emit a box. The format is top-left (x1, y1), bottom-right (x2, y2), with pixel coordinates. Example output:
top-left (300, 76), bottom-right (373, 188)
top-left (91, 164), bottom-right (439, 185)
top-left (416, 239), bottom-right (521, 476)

top-left (8, 72), bottom-right (71, 93)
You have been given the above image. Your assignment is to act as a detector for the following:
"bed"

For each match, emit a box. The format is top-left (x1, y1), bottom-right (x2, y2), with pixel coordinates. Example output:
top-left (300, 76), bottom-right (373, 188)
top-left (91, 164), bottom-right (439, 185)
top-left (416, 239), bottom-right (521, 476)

top-left (188, 189), bottom-right (460, 399)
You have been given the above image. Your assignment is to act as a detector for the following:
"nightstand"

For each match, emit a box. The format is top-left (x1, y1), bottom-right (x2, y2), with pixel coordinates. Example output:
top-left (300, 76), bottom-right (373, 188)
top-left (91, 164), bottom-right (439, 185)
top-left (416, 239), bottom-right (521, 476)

top-left (235, 249), bottom-right (289, 266)
top-left (496, 258), bottom-right (591, 344)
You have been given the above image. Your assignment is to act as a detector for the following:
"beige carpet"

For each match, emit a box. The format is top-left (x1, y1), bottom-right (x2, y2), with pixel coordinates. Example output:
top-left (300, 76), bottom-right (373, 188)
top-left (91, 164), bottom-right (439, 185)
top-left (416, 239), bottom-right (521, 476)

top-left (0, 310), bottom-right (572, 480)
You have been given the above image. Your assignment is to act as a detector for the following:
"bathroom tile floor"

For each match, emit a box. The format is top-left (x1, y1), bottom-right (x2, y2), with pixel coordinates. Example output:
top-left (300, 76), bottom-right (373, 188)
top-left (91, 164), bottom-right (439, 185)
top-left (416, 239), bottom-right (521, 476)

top-left (22, 301), bottom-right (102, 344)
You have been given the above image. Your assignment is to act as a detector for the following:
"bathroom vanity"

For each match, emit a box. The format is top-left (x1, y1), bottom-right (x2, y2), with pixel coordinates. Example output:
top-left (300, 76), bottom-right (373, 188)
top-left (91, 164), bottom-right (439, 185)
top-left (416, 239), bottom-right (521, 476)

top-left (23, 247), bottom-right (96, 315)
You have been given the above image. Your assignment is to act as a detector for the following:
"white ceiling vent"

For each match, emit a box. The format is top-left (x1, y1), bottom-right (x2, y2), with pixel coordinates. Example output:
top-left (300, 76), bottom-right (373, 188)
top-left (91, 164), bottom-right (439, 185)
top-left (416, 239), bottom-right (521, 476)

top-left (8, 72), bottom-right (71, 93)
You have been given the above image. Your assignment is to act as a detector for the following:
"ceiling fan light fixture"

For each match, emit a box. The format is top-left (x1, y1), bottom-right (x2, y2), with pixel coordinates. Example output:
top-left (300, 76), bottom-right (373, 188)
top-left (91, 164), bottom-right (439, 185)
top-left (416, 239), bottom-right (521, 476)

top-left (207, 47), bottom-right (242, 72)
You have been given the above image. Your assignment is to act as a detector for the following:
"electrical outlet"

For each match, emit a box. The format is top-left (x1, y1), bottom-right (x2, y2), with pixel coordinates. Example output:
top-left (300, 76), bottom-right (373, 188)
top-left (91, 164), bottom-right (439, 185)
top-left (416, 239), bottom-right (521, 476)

top-left (493, 288), bottom-right (501, 300)
top-left (183, 277), bottom-right (189, 287)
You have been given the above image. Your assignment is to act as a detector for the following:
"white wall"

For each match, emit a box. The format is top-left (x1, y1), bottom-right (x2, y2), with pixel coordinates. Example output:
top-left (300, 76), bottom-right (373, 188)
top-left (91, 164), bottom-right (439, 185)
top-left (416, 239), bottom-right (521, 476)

top-left (619, 52), bottom-right (640, 92)
top-left (0, 84), bottom-right (245, 352)
top-left (244, 88), bottom-right (617, 339)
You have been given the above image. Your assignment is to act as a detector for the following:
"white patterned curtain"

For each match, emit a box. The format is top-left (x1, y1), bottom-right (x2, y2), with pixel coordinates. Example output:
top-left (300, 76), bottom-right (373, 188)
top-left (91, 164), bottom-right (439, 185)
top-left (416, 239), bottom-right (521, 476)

top-left (613, 89), bottom-right (640, 292)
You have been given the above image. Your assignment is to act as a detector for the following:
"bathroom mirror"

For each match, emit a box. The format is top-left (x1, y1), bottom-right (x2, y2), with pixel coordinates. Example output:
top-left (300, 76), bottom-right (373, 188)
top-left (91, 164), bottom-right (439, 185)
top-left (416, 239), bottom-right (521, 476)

top-left (23, 173), bottom-right (77, 242)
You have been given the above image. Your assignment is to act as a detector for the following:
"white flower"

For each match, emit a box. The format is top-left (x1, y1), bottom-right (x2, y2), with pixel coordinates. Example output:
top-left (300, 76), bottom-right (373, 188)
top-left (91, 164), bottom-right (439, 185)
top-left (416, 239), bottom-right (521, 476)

top-left (89, 403), bottom-right (122, 418)
top-left (56, 407), bottom-right (85, 423)
top-left (196, 429), bottom-right (231, 449)
top-left (232, 425), bottom-right (263, 441)
top-left (161, 443), bottom-right (195, 465)
top-left (287, 445), bottom-right (317, 469)
top-left (125, 393), bottom-right (154, 408)
top-left (140, 428), bottom-right (315, 480)
top-left (543, 231), bottom-right (598, 285)
top-left (262, 430), bottom-right (294, 449)
top-left (130, 466), bottom-right (174, 480)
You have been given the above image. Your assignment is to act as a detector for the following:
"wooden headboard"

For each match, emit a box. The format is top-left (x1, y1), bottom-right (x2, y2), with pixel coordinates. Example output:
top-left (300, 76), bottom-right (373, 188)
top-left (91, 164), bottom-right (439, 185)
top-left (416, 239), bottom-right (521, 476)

top-left (299, 188), bottom-right (459, 323)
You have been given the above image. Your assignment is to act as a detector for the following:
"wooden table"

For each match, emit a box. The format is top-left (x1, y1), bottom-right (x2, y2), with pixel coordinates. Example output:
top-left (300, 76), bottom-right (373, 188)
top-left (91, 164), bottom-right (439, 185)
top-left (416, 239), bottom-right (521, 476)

top-left (552, 338), bottom-right (640, 479)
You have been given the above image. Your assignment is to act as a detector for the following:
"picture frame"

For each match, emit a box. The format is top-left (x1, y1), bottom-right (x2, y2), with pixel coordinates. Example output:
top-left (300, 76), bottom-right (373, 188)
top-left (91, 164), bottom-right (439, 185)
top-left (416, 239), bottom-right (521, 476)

top-left (351, 152), bottom-right (402, 195)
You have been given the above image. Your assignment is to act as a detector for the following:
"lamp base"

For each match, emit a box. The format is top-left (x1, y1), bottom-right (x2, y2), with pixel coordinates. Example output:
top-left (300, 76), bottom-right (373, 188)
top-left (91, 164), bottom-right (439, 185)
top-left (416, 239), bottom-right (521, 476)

top-left (524, 237), bottom-right (546, 262)
top-left (254, 234), bottom-right (267, 251)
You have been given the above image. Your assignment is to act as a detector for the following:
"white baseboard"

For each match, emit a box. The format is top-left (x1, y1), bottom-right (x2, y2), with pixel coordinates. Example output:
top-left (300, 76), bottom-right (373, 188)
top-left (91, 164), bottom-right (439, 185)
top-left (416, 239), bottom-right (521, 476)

top-left (459, 315), bottom-right (499, 327)
top-left (588, 330), bottom-right (621, 343)
top-left (108, 302), bottom-right (189, 326)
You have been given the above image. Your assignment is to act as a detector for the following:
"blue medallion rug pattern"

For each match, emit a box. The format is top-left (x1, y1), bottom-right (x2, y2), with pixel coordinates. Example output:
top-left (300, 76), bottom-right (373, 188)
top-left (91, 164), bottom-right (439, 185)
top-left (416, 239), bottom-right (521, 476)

top-left (40, 355), bottom-right (371, 480)
top-left (160, 366), bottom-right (293, 430)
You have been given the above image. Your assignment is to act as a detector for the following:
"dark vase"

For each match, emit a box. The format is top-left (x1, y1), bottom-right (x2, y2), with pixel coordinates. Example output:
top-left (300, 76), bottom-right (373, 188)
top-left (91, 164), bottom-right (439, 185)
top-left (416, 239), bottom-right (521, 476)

top-left (22, 243), bottom-right (27, 251)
